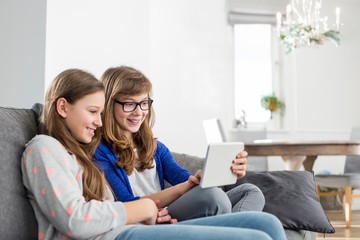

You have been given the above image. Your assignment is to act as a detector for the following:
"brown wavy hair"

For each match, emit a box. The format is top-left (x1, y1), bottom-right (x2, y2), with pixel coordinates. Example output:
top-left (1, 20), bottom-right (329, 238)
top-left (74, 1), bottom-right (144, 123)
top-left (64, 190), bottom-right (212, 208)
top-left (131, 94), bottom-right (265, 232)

top-left (40, 69), bottom-right (107, 201)
top-left (100, 66), bottom-right (156, 175)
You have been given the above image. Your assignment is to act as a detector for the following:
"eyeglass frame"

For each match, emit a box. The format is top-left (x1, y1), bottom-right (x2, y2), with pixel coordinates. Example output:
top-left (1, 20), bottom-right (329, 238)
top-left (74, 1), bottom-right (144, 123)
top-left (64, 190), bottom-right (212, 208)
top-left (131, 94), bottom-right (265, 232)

top-left (114, 99), bottom-right (153, 113)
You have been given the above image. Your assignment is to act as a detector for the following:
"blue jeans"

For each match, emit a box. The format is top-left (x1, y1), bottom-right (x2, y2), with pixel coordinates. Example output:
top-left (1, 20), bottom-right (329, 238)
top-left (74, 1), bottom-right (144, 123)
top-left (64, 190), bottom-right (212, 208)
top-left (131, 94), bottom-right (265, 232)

top-left (167, 184), bottom-right (265, 221)
top-left (167, 186), bottom-right (231, 221)
top-left (225, 183), bottom-right (265, 212)
top-left (115, 211), bottom-right (286, 240)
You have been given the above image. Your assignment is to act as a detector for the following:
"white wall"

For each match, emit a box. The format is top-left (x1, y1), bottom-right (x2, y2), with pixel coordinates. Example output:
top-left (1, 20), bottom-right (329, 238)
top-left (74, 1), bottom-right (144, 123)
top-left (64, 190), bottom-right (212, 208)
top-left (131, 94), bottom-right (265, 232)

top-left (0, 0), bottom-right (46, 108)
top-left (45, 0), bottom-right (234, 158)
top-left (45, 0), bottom-right (151, 88)
top-left (3, 0), bottom-right (360, 174)
top-left (149, 0), bottom-right (234, 156)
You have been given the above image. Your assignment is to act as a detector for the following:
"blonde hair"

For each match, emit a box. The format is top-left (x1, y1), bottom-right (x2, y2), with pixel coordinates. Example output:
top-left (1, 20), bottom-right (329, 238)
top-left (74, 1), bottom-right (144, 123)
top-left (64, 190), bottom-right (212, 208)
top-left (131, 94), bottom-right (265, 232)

top-left (101, 66), bottom-right (156, 175)
top-left (41, 69), bottom-right (107, 201)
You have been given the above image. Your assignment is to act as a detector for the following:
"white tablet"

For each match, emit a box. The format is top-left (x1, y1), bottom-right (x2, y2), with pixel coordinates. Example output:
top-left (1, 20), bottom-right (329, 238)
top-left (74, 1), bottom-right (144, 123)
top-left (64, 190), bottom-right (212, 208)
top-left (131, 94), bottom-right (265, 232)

top-left (200, 142), bottom-right (244, 188)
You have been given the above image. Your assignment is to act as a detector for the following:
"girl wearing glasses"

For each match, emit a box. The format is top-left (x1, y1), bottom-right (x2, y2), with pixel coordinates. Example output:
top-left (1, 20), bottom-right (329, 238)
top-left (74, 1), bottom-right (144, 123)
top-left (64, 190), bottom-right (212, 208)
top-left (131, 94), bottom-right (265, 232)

top-left (94, 65), bottom-right (267, 224)
top-left (22, 68), bottom-right (286, 240)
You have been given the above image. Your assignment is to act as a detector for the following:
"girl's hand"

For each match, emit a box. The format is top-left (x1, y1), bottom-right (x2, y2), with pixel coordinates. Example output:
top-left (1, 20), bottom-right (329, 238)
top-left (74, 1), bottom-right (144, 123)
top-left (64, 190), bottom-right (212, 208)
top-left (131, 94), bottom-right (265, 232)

top-left (155, 200), bottom-right (177, 224)
top-left (188, 170), bottom-right (202, 186)
top-left (157, 207), bottom-right (178, 224)
top-left (231, 151), bottom-right (248, 178)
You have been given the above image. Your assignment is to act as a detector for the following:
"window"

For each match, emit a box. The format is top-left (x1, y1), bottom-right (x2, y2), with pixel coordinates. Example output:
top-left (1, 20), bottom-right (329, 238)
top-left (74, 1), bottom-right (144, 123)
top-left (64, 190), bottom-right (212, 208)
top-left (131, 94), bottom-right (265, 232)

top-left (234, 24), bottom-right (280, 124)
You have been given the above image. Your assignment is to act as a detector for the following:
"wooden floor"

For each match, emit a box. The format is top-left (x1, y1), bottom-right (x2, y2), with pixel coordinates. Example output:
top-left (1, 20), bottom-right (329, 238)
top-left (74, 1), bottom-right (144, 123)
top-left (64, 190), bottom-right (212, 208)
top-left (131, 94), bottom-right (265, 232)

top-left (317, 210), bottom-right (360, 239)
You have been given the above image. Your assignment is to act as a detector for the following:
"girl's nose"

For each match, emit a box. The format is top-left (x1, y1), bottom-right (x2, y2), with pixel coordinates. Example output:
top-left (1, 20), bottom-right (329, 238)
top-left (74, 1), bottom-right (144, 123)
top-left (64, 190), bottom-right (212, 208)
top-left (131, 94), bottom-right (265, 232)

top-left (95, 114), bottom-right (102, 127)
top-left (132, 105), bottom-right (142, 114)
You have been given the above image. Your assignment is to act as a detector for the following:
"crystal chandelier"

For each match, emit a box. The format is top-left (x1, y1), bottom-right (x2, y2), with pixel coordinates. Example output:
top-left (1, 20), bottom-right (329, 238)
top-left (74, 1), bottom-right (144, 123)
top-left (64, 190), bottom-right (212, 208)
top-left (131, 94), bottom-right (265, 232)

top-left (276, 0), bottom-right (341, 53)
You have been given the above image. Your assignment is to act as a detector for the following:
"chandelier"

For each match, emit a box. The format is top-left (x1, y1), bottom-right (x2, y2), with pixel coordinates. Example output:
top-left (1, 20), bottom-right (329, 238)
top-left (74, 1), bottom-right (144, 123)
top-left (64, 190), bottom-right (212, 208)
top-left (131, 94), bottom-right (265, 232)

top-left (276, 0), bottom-right (341, 53)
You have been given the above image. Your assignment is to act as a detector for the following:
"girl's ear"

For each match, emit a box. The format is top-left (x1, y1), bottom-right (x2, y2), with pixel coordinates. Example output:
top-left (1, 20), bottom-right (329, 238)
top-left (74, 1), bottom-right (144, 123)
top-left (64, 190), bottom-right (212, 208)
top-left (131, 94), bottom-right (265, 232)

top-left (56, 97), bottom-right (68, 118)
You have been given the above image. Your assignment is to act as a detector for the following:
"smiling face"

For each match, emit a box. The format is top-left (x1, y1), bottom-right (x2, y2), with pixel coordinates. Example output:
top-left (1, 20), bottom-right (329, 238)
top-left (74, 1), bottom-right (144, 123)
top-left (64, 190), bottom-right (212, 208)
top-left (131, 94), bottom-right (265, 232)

top-left (113, 93), bottom-right (150, 140)
top-left (62, 91), bottom-right (105, 144)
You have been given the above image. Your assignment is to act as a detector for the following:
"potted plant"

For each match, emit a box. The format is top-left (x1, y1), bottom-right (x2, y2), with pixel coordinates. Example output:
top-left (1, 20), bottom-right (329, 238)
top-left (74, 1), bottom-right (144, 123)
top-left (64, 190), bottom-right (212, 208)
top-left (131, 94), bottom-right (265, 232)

top-left (260, 93), bottom-right (285, 119)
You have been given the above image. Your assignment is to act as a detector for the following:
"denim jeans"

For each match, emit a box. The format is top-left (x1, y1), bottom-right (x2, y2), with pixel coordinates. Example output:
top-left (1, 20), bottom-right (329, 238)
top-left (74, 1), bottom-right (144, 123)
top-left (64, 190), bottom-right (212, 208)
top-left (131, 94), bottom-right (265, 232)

top-left (167, 186), bottom-right (231, 221)
top-left (167, 183), bottom-right (265, 221)
top-left (115, 211), bottom-right (286, 240)
top-left (225, 183), bottom-right (265, 212)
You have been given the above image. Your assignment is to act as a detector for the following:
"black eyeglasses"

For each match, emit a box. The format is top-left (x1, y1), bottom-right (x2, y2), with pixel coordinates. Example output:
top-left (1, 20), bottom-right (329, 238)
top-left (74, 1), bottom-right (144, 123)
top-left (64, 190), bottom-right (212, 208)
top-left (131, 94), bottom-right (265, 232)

top-left (114, 99), bottom-right (153, 113)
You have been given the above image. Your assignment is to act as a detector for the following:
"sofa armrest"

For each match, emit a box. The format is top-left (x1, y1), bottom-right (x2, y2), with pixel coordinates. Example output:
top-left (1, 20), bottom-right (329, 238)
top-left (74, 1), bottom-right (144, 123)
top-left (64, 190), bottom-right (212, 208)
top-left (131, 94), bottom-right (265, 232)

top-left (0, 106), bottom-right (38, 239)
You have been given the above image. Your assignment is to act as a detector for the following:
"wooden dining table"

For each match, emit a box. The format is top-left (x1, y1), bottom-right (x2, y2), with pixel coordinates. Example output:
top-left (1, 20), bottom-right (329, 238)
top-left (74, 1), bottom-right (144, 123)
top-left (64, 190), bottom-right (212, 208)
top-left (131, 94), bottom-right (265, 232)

top-left (244, 139), bottom-right (360, 171)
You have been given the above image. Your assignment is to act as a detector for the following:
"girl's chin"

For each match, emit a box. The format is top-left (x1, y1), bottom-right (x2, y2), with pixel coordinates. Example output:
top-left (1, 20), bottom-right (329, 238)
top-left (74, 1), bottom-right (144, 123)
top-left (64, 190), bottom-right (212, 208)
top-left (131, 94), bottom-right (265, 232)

top-left (78, 138), bottom-right (92, 144)
top-left (126, 125), bottom-right (141, 133)
top-left (129, 128), bottom-right (140, 133)
top-left (84, 136), bottom-right (93, 143)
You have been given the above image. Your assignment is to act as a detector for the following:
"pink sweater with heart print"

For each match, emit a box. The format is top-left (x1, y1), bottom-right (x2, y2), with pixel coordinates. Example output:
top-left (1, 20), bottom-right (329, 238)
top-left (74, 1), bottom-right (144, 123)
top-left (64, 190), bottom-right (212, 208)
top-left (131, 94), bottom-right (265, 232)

top-left (21, 134), bottom-right (134, 240)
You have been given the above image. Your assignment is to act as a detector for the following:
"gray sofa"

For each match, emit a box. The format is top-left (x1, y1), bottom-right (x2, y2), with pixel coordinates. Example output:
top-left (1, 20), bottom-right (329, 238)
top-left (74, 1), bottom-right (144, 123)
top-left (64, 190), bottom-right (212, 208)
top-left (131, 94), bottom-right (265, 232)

top-left (1, 105), bottom-right (331, 239)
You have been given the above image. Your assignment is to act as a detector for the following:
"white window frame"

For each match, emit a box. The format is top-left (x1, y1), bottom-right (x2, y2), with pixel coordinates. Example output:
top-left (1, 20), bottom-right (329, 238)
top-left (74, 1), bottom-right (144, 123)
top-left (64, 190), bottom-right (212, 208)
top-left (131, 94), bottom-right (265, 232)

top-left (230, 12), bottom-right (284, 129)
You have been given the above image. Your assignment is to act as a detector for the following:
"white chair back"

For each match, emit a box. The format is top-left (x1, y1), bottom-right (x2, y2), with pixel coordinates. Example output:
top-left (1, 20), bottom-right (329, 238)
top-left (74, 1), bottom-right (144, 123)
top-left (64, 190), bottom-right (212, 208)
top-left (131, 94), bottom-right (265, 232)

top-left (202, 118), bottom-right (226, 143)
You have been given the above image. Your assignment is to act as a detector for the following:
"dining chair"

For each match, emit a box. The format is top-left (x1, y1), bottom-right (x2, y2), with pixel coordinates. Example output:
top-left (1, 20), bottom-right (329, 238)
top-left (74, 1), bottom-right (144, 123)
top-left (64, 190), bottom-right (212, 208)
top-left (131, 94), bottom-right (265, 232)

top-left (202, 118), bottom-right (268, 171)
top-left (315, 126), bottom-right (360, 228)
top-left (202, 118), bottom-right (226, 143)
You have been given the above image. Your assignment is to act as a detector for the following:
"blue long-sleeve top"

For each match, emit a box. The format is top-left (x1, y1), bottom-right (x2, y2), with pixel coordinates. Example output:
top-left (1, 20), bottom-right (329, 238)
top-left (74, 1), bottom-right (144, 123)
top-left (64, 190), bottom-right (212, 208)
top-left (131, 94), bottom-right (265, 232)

top-left (94, 139), bottom-right (191, 202)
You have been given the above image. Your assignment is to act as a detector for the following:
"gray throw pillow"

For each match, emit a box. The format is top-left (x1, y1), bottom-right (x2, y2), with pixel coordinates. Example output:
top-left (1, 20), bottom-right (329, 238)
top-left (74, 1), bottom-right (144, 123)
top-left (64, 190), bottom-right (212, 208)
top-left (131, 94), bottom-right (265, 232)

top-left (224, 171), bottom-right (335, 233)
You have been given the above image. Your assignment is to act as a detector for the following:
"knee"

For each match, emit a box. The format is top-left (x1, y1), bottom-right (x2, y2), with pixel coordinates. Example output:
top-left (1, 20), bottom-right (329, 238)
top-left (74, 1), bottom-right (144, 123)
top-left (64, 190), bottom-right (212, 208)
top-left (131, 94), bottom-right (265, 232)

top-left (247, 183), bottom-right (265, 204)
top-left (227, 183), bottom-right (265, 211)
top-left (199, 187), bottom-right (232, 215)
top-left (240, 212), bottom-right (286, 240)
top-left (242, 183), bottom-right (265, 205)
top-left (262, 212), bottom-right (283, 229)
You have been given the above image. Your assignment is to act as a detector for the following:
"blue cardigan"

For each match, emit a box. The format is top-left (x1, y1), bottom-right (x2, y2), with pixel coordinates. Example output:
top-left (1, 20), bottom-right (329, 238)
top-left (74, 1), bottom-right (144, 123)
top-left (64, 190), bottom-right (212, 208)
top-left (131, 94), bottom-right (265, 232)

top-left (94, 140), bottom-right (191, 202)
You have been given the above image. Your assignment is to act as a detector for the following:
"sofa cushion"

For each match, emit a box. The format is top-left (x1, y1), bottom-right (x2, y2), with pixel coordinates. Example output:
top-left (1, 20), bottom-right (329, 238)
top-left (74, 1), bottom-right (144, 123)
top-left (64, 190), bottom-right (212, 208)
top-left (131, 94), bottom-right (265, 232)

top-left (224, 171), bottom-right (335, 234)
top-left (0, 107), bottom-right (38, 240)
top-left (171, 152), bottom-right (204, 174)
